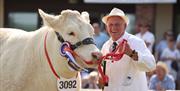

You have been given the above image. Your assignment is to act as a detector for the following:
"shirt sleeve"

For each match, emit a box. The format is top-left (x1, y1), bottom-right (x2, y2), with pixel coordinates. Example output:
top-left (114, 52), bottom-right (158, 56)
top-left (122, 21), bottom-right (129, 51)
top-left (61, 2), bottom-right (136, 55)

top-left (146, 34), bottom-right (155, 45)
top-left (129, 36), bottom-right (156, 72)
top-left (175, 50), bottom-right (180, 60)
top-left (177, 34), bottom-right (180, 42)
top-left (160, 49), bottom-right (168, 60)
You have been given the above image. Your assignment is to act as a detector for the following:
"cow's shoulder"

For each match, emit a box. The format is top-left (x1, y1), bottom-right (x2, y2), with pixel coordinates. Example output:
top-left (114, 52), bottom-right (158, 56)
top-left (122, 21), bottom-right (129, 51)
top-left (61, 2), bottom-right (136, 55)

top-left (0, 28), bottom-right (26, 37)
top-left (0, 28), bottom-right (27, 46)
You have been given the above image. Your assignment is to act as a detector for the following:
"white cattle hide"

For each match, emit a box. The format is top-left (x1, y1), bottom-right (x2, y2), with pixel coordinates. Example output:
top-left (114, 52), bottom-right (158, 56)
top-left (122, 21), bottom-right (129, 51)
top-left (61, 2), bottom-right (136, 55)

top-left (0, 9), bottom-right (100, 91)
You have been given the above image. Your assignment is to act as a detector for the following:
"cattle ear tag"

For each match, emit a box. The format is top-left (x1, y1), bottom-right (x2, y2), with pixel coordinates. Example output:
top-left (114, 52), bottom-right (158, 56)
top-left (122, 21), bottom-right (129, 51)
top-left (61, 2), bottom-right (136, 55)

top-left (57, 76), bottom-right (79, 91)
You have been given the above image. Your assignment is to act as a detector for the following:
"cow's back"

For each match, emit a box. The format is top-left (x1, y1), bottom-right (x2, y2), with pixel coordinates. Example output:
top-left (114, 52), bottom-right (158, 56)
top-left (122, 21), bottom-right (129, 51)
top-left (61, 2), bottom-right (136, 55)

top-left (0, 28), bottom-right (29, 59)
top-left (0, 28), bottom-right (38, 91)
top-left (0, 28), bottom-right (62, 91)
top-left (0, 28), bottom-right (28, 47)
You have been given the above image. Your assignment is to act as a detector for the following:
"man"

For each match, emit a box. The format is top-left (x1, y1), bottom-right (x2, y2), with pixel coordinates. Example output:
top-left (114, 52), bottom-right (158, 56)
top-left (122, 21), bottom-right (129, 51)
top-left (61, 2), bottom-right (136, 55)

top-left (101, 8), bottom-right (156, 91)
top-left (155, 31), bottom-right (174, 60)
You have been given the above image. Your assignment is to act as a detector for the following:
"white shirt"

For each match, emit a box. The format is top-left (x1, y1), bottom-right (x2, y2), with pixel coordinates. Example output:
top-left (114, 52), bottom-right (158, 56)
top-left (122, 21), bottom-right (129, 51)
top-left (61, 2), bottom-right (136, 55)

top-left (101, 32), bottom-right (156, 91)
top-left (135, 31), bottom-right (155, 53)
top-left (177, 34), bottom-right (180, 42)
top-left (160, 48), bottom-right (180, 80)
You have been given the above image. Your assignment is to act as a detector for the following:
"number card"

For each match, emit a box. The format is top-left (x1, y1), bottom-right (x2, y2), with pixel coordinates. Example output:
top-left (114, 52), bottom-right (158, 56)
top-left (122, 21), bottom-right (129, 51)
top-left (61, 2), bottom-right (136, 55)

top-left (57, 77), bottom-right (79, 91)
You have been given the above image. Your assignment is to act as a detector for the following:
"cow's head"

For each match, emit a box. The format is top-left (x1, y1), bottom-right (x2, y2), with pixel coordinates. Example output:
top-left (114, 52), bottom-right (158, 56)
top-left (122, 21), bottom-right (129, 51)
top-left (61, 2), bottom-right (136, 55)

top-left (39, 9), bottom-right (102, 70)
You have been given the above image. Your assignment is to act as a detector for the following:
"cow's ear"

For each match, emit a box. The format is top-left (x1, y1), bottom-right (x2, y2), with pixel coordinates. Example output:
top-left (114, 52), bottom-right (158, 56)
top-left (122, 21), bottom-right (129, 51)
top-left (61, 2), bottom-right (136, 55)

top-left (38, 9), bottom-right (59, 27)
top-left (81, 12), bottom-right (90, 23)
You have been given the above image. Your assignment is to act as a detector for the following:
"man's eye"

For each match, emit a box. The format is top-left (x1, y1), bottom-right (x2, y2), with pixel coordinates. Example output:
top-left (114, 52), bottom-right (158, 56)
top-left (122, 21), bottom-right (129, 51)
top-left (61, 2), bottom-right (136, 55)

top-left (68, 32), bottom-right (75, 36)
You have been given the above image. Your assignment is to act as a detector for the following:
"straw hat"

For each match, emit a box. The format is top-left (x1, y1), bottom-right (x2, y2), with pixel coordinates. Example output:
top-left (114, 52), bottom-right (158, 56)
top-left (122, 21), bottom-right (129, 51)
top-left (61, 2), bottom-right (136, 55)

top-left (102, 8), bottom-right (129, 25)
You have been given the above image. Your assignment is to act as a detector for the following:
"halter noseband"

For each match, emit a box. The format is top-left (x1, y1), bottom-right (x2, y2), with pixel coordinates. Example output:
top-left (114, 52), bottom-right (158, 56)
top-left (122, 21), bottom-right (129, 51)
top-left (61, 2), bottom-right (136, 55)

top-left (55, 31), bottom-right (95, 50)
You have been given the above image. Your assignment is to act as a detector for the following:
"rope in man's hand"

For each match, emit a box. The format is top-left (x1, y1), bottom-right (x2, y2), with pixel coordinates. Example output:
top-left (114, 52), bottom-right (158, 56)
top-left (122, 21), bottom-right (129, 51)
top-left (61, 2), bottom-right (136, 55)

top-left (97, 39), bottom-right (139, 87)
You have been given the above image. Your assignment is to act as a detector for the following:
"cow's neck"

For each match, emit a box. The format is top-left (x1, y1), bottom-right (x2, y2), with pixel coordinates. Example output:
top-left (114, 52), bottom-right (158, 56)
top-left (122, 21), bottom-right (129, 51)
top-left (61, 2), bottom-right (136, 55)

top-left (35, 27), bottom-right (78, 79)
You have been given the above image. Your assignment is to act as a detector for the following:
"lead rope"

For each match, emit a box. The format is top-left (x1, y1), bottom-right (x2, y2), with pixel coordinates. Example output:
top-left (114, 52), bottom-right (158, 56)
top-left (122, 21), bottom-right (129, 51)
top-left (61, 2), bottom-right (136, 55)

top-left (44, 32), bottom-right (60, 79)
top-left (97, 39), bottom-right (127, 85)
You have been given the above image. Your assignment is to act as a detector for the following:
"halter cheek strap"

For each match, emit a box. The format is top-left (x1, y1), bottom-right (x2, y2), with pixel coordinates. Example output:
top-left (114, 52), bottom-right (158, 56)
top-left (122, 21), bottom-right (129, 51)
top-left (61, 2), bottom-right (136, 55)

top-left (55, 31), bottom-right (95, 50)
top-left (55, 31), bottom-right (64, 43)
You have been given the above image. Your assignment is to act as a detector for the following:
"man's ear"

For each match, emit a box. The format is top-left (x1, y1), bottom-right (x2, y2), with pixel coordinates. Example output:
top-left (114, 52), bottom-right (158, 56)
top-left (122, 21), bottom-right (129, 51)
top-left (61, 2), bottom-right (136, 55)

top-left (38, 9), bottom-right (59, 27)
top-left (81, 11), bottom-right (90, 23)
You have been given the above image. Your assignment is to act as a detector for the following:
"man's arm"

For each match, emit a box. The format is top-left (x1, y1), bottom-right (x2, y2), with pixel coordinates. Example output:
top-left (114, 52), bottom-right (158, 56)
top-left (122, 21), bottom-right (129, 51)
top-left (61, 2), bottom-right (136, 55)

top-left (127, 37), bottom-right (156, 72)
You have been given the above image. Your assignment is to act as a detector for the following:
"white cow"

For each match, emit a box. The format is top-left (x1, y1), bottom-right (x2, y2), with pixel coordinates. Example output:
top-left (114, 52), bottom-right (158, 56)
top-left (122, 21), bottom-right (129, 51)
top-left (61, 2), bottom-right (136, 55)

top-left (0, 9), bottom-right (101, 91)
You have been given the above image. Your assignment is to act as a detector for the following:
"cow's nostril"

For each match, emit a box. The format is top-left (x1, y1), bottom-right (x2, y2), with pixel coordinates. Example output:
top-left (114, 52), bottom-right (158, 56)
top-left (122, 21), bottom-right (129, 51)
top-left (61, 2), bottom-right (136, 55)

top-left (91, 52), bottom-right (102, 60)
top-left (92, 54), bottom-right (98, 59)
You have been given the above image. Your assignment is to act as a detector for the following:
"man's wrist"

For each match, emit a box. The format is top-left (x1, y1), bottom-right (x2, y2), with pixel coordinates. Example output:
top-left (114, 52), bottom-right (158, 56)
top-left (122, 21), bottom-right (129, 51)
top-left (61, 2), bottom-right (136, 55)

top-left (127, 50), bottom-right (135, 57)
top-left (126, 49), bottom-right (131, 56)
top-left (129, 50), bottom-right (135, 57)
top-left (129, 50), bottom-right (138, 61)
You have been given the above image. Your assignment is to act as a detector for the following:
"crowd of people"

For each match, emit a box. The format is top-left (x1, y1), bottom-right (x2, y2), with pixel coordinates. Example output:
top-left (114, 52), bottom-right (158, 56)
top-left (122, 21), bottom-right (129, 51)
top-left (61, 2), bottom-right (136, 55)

top-left (80, 8), bottom-right (180, 90)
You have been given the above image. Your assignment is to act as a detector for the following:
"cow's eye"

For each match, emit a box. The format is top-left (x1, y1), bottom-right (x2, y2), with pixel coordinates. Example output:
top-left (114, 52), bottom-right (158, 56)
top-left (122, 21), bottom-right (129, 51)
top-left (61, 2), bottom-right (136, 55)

top-left (68, 32), bottom-right (75, 36)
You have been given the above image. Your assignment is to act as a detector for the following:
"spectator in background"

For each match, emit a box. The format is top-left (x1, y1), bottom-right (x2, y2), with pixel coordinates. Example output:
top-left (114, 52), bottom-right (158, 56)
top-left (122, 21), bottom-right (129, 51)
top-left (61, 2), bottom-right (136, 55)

top-left (176, 34), bottom-right (180, 90)
top-left (81, 70), bottom-right (91, 89)
top-left (81, 71), bottom-right (99, 89)
top-left (155, 31), bottom-right (174, 60)
top-left (176, 34), bottom-right (180, 51)
top-left (135, 23), bottom-right (155, 53)
top-left (149, 61), bottom-right (175, 90)
top-left (160, 37), bottom-right (180, 81)
top-left (92, 22), bottom-right (109, 50)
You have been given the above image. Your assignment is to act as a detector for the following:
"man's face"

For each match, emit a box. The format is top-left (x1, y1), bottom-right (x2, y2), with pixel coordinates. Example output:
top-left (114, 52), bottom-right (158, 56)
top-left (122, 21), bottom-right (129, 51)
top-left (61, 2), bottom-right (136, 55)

top-left (106, 16), bottom-right (126, 41)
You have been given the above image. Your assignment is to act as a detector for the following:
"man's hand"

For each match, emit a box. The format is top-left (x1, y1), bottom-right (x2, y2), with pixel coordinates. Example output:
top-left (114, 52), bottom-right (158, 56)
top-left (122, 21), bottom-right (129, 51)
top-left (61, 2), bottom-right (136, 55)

top-left (118, 42), bottom-right (138, 61)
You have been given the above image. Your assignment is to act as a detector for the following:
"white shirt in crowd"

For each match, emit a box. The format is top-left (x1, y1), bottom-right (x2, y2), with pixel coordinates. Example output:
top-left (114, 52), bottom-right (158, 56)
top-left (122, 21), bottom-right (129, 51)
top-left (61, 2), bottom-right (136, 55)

top-left (135, 31), bottom-right (155, 53)
top-left (160, 47), bottom-right (180, 80)
top-left (101, 32), bottom-right (156, 91)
